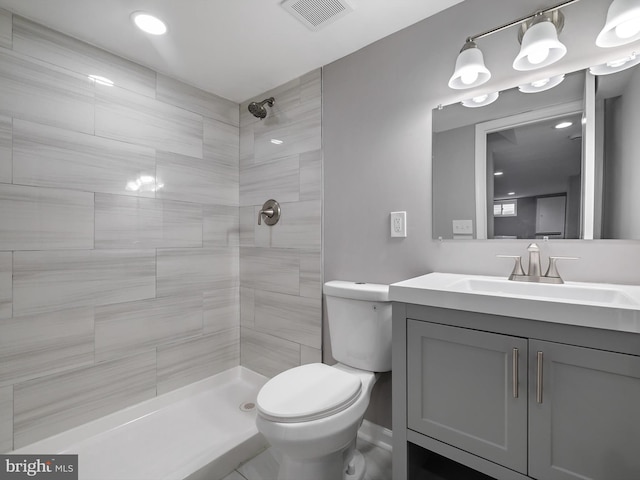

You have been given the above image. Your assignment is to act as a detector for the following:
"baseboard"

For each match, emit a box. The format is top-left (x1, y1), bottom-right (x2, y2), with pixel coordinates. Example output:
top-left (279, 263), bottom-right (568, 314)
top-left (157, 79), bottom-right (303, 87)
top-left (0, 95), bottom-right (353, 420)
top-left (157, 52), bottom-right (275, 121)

top-left (357, 419), bottom-right (392, 452)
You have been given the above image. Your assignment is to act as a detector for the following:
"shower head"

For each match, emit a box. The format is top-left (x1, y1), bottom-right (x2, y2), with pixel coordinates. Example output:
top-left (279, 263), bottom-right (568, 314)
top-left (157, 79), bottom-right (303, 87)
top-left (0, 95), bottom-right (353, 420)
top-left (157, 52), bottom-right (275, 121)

top-left (248, 97), bottom-right (275, 119)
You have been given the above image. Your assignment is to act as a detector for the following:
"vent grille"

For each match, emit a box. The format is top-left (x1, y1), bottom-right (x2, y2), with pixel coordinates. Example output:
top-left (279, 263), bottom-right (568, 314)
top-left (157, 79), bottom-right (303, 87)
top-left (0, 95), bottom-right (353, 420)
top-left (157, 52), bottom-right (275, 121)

top-left (282, 0), bottom-right (353, 31)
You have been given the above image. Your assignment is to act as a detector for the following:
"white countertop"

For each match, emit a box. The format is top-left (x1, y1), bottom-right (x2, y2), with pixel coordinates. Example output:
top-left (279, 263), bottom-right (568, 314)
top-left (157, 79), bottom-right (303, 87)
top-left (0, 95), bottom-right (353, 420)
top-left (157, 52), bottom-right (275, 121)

top-left (390, 272), bottom-right (640, 335)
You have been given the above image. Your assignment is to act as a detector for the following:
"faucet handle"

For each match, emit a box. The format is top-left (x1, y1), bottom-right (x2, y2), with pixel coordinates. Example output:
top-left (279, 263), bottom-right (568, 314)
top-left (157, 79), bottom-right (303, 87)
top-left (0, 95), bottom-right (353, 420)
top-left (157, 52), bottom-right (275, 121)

top-left (497, 255), bottom-right (525, 279)
top-left (545, 256), bottom-right (579, 280)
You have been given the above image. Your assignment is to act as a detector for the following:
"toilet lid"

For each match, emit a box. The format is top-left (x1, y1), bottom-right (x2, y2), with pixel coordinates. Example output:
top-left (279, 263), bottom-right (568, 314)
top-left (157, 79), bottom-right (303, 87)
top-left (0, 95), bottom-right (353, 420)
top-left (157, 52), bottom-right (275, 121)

top-left (257, 363), bottom-right (362, 423)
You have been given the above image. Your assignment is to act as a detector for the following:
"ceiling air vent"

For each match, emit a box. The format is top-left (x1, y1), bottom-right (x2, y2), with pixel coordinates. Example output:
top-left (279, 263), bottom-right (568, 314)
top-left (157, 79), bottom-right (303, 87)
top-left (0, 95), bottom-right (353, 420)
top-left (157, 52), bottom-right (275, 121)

top-left (281, 0), bottom-right (353, 31)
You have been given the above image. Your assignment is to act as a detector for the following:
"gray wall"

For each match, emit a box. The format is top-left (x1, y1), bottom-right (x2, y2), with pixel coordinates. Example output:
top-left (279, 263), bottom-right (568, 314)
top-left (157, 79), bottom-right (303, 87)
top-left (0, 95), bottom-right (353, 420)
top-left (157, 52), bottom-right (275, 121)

top-left (0, 12), bottom-right (241, 450)
top-left (238, 70), bottom-right (323, 378)
top-left (324, 0), bottom-right (640, 429)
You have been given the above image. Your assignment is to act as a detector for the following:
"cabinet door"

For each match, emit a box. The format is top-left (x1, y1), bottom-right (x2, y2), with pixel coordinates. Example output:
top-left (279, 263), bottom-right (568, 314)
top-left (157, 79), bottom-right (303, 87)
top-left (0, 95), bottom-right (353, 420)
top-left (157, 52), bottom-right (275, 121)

top-left (529, 340), bottom-right (640, 480)
top-left (407, 320), bottom-right (528, 473)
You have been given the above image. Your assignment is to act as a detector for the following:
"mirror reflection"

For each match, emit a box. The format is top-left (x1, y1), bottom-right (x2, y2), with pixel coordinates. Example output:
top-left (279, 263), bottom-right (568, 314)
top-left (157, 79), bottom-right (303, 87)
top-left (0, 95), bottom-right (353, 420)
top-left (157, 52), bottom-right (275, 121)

top-left (432, 62), bottom-right (640, 240)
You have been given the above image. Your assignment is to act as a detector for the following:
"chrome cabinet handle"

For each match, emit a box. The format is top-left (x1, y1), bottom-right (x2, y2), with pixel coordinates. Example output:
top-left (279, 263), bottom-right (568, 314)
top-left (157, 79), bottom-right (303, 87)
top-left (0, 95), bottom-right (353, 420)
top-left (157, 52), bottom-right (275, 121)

top-left (513, 348), bottom-right (519, 398)
top-left (536, 351), bottom-right (544, 404)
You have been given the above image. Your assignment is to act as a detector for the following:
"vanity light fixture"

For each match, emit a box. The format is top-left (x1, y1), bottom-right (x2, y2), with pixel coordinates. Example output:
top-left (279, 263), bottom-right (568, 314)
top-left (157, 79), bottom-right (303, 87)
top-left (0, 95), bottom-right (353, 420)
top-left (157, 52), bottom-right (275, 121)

top-left (448, 0), bottom-right (579, 90)
top-left (131, 12), bottom-right (167, 35)
top-left (448, 40), bottom-right (492, 89)
top-left (596, 0), bottom-right (640, 47)
top-left (518, 74), bottom-right (565, 93)
top-left (513, 12), bottom-right (567, 71)
top-left (461, 91), bottom-right (499, 108)
top-left (590, 51), bottom-right (640, 74)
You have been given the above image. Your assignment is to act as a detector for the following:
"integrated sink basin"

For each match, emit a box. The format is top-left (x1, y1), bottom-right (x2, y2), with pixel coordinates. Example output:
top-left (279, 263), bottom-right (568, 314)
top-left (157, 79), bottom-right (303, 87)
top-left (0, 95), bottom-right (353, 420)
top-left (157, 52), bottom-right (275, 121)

top-left (390, 272), bottom-right (640, 334)
top-left (448, 276), bottom-right (640, 307)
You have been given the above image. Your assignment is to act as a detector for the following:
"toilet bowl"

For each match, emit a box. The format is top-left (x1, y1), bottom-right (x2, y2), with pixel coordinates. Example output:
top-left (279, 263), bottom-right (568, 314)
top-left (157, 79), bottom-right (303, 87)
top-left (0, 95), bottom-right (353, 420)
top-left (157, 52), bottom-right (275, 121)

top-left (255, 281), bottom-right (391, 480)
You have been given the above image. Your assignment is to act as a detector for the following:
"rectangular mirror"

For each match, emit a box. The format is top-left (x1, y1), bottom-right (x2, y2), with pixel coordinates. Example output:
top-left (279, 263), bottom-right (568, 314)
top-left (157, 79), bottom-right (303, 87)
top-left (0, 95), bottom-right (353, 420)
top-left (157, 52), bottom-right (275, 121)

top-left (432, 63), bottom-right (640, 240)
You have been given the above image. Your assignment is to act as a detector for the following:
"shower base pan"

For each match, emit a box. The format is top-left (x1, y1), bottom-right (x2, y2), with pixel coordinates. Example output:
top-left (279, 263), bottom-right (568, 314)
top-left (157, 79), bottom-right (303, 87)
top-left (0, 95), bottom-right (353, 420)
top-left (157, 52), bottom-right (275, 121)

top-left (12, 366), bottom-right (269, 480)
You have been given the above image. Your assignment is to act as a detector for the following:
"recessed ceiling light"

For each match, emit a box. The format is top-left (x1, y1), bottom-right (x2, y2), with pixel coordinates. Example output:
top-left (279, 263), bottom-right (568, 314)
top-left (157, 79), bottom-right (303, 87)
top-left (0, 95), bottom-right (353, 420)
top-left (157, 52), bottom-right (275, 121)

top-left (494, 171), bottom-right (504, 176)
top-left (508, 192), bottom-right (516, 196)
top-left (131, 12), bottom-right (167, 35)
top-left (270, 139), bottom-right (284, 145)
top-left (555, 121), bottom-right (573, 129)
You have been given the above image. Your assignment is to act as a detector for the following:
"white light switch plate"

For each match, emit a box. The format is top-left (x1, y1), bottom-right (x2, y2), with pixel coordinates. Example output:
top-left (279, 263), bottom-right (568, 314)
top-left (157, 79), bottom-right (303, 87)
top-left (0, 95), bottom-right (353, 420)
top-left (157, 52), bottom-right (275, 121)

top-left (391, 211), bottom-right (407, 237)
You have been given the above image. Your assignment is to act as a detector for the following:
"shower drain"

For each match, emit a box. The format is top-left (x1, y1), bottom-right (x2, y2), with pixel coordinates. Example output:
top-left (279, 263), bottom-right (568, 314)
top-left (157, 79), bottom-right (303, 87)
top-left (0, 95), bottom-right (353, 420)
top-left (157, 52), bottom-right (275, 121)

top-left (239, 401), bottom-right (256, 412)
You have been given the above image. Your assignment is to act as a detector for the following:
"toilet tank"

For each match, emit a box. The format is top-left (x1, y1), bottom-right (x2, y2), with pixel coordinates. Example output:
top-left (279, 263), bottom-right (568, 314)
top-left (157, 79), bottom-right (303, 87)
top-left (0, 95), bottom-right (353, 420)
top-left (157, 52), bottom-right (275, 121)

top-left (323, 281), bottom-right (392, 372)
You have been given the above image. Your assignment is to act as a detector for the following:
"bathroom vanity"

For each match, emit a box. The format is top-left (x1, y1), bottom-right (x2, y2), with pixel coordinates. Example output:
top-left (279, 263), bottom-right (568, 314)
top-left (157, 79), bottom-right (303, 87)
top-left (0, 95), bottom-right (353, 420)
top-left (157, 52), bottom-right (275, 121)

top-left (390, 273), bottom-right (640, 480)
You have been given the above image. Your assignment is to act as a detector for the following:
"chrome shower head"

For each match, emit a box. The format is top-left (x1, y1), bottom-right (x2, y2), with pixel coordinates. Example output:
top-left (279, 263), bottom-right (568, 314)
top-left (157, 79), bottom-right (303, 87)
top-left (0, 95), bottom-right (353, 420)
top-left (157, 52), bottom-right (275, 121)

top-left (248, 97), bottom-right (275, 119)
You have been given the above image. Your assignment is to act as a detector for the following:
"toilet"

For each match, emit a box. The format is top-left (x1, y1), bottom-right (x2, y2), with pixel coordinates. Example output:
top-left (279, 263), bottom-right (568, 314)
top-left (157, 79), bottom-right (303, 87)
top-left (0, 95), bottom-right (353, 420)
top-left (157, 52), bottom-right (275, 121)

top-left (255, 280), bottom-right (392, 480)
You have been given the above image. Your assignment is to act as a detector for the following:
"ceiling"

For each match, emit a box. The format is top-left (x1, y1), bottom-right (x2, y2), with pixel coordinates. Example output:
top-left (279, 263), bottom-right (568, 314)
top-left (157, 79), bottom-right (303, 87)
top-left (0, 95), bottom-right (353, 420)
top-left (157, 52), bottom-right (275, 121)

top-left (0, 0), bottom-right (463, 103)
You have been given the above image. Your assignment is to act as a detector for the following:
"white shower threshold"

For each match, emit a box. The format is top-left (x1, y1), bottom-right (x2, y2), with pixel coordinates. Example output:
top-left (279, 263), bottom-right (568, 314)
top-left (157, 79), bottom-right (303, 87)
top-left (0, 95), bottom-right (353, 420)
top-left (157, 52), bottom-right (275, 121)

top-left (12, 366), bottom-right (269, 480)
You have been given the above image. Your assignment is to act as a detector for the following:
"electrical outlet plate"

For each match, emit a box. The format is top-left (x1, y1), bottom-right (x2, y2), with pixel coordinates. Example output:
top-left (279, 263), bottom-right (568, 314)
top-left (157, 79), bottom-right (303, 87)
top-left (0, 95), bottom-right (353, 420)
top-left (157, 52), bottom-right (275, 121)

top-left (391, 211), bottom-right (407, 237)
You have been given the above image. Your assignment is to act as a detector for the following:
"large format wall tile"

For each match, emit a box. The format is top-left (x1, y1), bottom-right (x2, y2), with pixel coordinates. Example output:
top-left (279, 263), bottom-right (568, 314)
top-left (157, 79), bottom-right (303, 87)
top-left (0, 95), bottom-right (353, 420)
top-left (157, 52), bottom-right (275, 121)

top-left (13, 351), bottom-right (156, 448)
top-left (204, 117), bottom-right (240, 166)
top-left (0, 307), bottom-right (94, 386)
top-left (0, 385), bottom-right (11, 452)
top-left (0, 114), bottom-right (10, 184)
top-left (0, 9), bottom-right (11, 50)
top-left (240, 247), bottom-right (299, 295)
top-left (254, 200), bottom-right (321, 249)
top-left (13, 119), bottom-right (156, 197)
top-left (0, 183), bottom-right (94, 250)
top-left (300, 149), bottom-right (322, 201)
top-left (157, 328), bottom-right (239, 394)
top-left (240, 328), bottom-right (299, 378)
top-left (95, 194), bottom-right (202, 249)
top-left (240, 154), bottom-right (299, 206)
top-left (203, 205), bottom-right (239, 247)
top-left (157, 75), bottom-right (239, 126)
top-left (0, 384), bottom-right (11, 452)
top-left (13, 17), bottom-right (156, 97)
top-left (0, 49), bottom-right (94, 134)
top-left (0, 252), bottom-right (11, 320)
top-left (299, 249), bottom-right (322, 298)
top-left (254, 291), bottom-right (321, 348)
top-left (157, 247), bottom-right (239, 297)
top-left (156, 151), bottom-right (238, 206)
top-left (13, 250), bottom-right (156, 316)
top-left (204, 287), bottom-right (239, 334)
top-left (95, 295), bottom-right (203, 362)
top-left (95, 84), bottom-right (203, 158)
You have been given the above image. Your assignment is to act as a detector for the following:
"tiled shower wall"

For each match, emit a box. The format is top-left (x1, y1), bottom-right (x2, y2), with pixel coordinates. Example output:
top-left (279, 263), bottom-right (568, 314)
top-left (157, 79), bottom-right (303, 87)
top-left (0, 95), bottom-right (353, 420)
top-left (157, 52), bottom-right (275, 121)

top-left (0, 11), bottom-right (241, 451)
top-left (239, 70), bottom-right (323, 377)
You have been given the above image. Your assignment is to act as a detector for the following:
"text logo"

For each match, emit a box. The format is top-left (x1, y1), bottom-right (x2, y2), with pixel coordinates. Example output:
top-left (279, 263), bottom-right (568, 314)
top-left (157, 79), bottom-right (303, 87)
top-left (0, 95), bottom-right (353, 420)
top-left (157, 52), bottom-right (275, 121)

top-left (0, 455), bottom-right (77, 479)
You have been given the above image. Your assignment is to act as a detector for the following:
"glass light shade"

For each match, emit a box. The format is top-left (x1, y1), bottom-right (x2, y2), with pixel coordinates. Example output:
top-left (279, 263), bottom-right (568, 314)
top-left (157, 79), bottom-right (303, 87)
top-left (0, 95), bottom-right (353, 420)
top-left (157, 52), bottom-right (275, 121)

top-left (596, 0), bottom-right (640, 47)
top-left (518, 74), bottom-right (565, 93)
top-left (513, 20), bottom-right (567, 71)
top-left (589, 52), bottom-right (640, 74)
top-left (461, 91), bottom-right (499, 108)
top-left (448, 44), bottom-right (491, 90)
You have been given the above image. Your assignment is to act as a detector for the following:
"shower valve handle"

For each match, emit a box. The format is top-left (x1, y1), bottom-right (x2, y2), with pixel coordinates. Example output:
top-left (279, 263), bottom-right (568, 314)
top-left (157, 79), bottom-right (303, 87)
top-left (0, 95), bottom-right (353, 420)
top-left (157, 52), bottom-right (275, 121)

top-left (257, 199), bottom-right (281, 226)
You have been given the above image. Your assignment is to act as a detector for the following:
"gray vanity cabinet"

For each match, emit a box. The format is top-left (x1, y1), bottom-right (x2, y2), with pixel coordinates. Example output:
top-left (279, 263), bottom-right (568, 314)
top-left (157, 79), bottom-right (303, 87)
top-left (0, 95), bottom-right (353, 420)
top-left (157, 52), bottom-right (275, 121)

top-left (528, 340), bottom-right (640, 480)
top-left (407, 320), bottom-right (529, 474)
top-left (395, 305), bottom-right (640, 480)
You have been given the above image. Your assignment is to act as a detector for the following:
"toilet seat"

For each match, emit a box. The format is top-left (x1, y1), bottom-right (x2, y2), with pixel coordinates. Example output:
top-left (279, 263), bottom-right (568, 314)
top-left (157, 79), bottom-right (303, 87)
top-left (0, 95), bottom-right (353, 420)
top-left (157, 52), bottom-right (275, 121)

top-left (257, 363), bottom-right (362, 423)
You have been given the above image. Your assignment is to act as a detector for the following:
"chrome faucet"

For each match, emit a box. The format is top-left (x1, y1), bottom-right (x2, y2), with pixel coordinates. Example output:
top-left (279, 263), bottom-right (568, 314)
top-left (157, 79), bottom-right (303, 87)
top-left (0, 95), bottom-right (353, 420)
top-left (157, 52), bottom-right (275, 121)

top-left (498, 243), bottom-right (578, 284)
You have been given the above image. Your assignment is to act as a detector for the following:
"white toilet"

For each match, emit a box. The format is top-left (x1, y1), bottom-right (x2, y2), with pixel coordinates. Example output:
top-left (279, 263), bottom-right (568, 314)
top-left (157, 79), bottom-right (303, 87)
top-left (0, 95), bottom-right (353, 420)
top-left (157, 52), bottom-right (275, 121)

top-left (255, 280), bottom-right (392, 480)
